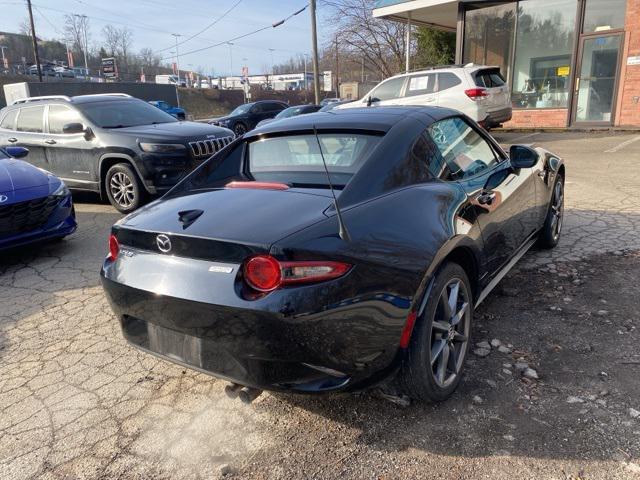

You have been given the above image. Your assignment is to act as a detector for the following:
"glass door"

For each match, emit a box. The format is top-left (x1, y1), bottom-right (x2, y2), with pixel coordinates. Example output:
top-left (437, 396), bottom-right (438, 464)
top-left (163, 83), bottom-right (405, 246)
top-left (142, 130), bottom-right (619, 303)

top-left (572, 34), bottom-right (623, 125)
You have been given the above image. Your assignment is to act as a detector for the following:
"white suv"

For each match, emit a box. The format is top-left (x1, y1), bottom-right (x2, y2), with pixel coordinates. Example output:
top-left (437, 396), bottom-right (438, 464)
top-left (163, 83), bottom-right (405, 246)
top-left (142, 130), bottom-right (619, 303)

top-left (336, 64), bottom-right (512, 128)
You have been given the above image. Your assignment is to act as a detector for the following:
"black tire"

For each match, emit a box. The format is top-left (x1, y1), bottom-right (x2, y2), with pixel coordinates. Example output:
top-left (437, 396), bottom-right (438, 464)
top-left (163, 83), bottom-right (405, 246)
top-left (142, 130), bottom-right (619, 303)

top-left (537, 175), bottom-right (564, 249)
top-left (104, 163), bottom-right (145, 213)
top-left (400, 262), bottom-right (473, 403)
top-left (233, 122), bottom-right (247, 136)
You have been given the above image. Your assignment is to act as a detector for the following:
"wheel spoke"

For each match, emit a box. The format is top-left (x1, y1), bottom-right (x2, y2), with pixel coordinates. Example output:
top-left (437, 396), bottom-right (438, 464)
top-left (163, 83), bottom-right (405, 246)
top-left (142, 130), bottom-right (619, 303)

top-left (447, 281), bottom-right (460, 322)
top-left (432, 320), bottom-right (450, 333)
top-left (437, 344), bottom-right (450, 384)
top-left (451, 301), bottom-right (468, 326)
top-left (447, 344), bottom-right (459, 372)
top-left (453, 331), bottom-right (468, 343)
top-left (431, 339), bottom-right (446, 366)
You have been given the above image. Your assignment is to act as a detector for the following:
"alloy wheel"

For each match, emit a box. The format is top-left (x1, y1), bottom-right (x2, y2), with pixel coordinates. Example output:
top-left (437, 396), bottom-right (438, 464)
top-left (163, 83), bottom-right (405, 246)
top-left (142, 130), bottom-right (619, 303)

top-left (550, 180), bottom-right (564, 241)
top-left (429, 278), bottom-right (470, 388)
top-left (234, 123), bottom-right (247, 136)
top-left (109, 172), bottom-right (136, 209)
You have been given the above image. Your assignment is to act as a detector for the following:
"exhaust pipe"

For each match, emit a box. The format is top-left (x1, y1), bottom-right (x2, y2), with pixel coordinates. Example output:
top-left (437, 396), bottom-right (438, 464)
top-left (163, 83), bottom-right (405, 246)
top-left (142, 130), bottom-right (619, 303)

top-left (224, 383), bottom-right (243, 399)
top-left (238, 387), bottom-right (263, 404)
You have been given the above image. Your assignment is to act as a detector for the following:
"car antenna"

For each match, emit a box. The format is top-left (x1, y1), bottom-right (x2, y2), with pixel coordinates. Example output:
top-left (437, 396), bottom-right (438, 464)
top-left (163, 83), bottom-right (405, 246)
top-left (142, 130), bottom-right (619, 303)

top-left (312, 124), bottom-right (351, 242)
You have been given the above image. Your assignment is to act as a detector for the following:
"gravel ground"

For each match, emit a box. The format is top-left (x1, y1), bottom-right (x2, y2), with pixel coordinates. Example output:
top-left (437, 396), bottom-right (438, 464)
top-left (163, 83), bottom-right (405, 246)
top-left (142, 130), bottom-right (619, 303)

top-left (1, 131), bottom-right (640, 479)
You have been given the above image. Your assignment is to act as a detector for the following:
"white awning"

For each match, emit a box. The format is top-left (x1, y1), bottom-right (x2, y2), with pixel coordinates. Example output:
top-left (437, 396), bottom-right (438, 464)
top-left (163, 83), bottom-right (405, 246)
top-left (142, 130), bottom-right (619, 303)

top-left (372, 0), bottom-right (459, 31)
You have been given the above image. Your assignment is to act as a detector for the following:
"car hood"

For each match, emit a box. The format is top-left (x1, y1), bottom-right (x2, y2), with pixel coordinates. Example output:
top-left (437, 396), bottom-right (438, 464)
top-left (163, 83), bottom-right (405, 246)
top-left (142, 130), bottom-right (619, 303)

top-left (0, 158), bottom-right (51, 194)
top-left (107, 121), bottom-right (233, 140)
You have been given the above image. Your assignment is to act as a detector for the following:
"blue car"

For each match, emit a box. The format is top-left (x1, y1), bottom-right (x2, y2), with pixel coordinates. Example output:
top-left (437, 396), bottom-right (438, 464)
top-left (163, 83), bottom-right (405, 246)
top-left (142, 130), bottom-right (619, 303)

top-left (0, 146), bottom-right (77, 251)
top-left (148, 100), bottom-right (186, 120)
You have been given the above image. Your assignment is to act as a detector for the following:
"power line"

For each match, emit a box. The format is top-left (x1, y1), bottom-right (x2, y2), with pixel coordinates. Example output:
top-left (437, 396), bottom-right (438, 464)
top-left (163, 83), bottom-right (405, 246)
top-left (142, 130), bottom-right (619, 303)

top-left (156, 0), bottom-right (242, 54)
top-left (158, 4), bottom-right (308, 62)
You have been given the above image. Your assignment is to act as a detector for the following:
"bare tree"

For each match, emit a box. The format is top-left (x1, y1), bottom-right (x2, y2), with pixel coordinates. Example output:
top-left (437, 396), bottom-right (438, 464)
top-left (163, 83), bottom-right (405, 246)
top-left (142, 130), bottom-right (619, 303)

top-left (117, 27), bottom-right (133, 67)
top-left (64, 14), bottom-right (90, 59)
top-left (322, 0), bottom-right (408, 78)
top-left (138, 47), bottom-right (160, 67)
top-left (102, 25), bottom-right (119, 57)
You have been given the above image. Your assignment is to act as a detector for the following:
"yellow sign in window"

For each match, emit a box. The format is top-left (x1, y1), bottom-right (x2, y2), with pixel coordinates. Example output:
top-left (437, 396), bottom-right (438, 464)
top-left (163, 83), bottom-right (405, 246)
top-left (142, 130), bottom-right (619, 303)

top-left (557, 66), bottom-right (570, 77)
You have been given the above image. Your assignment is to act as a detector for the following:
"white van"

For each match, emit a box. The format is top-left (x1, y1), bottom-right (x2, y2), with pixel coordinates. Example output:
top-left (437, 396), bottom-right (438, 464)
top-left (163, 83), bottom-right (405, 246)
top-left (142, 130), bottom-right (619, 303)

top-left (337, 64), bottom-right (512, 128)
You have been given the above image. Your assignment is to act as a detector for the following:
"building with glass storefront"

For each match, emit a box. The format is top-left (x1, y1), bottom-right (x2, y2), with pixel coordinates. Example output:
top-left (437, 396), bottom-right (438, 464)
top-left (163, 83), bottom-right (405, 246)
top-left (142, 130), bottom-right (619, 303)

top-left (373, 0), bottom-right (640, 128)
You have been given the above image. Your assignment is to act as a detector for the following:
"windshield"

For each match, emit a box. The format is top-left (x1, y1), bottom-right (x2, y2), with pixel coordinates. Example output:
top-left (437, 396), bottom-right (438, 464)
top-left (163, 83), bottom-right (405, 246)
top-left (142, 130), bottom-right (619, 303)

top-left (248, 133), bottom-right (381, 187)
top-left (76, 99), bottom-right (178, 128)
top-left (275, 107), bottom-right (302, 119)
top-left (230, 104), bottom-right (252, 116)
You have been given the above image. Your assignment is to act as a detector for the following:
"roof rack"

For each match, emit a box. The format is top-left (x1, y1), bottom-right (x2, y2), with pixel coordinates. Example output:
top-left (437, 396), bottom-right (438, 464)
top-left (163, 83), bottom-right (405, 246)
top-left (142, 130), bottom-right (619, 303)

top-left (73, 93), bottom-right (132, 99)
top-left (11, 95), bottom-right (71, 105)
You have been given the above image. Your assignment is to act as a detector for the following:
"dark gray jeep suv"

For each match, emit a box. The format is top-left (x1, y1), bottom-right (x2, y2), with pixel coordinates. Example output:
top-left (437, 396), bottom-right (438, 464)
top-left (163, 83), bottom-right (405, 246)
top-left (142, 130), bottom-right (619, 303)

top-left (0, 94), bottom-right (234, 212)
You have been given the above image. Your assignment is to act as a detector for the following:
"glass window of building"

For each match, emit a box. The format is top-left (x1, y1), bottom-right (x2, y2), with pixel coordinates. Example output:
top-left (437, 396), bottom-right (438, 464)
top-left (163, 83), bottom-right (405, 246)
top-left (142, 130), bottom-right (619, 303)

top-left (511, 0), bottom-right (578, 109)
top-left (583, 0), bottom-right (626, 33)
top-left (463, 3), bottom-right (516, 82)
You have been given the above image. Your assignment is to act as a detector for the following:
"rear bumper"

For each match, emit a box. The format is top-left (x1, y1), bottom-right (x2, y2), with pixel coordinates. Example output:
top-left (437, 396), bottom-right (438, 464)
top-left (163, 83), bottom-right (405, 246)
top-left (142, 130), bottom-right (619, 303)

top-left (100, 270), bottom-right (406, 393)
top-left (483, 107), bottom-right (513, 128)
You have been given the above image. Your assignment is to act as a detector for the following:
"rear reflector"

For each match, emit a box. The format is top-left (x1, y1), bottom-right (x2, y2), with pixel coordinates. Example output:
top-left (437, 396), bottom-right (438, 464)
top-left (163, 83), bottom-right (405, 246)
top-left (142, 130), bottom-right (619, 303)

top-left (226, 181), bottom-right (289, 190)
top-left (399, 311), bottom-right (418, 348)
top-left (465, 88), bottom-right (488, 100)
top-left (243, 255), bottom-right (351, 292)
top-left (108, 234), bottom-right (119, 261)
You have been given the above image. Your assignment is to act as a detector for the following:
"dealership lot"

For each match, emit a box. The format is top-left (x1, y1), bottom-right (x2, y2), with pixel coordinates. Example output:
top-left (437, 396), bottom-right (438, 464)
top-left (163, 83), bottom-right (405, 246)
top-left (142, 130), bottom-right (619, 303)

top-left (1, 132), bottom-right (639, 479)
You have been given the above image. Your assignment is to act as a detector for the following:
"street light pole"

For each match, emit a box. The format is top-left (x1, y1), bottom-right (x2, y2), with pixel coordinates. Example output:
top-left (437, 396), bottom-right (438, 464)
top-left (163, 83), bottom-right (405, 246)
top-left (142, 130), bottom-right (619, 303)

top-left (309, 0), bottom-right (320, 104)
top-left (227, 42), bottom-right (234, 77)
top-left (26, 0), bottom-right (42, 82)
top-left (74, 15), bottom-right (89, 78)
top-left (172, 33), bottom-right (182, 107)
top-left (0, 46), bottom-right (8, 72)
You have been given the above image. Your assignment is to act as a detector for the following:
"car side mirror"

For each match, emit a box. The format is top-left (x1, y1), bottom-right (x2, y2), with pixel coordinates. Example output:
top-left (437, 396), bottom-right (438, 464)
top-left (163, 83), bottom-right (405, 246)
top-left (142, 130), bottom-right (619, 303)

top-left (63, 122), bottom-right (85, 135)
top-left (5, 146), bottom-right (29, 159)
top-left (510, 144), bottom-right (539, 169)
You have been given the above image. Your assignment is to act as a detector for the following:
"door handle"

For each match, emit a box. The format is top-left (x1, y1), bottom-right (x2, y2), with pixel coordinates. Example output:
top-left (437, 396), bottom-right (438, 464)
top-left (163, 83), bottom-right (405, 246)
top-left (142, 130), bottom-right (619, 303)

top-left (477, 191), bottom-right (496, 205)
top-left (45, 139), bottom-right (57, 145)
top-left (7, 137), bottom-right (17, 143)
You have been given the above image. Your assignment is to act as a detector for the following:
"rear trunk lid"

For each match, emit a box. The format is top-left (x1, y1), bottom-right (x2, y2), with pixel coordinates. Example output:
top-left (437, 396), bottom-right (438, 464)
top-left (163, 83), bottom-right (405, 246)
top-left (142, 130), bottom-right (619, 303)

top-left (472, 67), bottom-right (511, 112)
top-left (115, 187), bottom-right (333, 262)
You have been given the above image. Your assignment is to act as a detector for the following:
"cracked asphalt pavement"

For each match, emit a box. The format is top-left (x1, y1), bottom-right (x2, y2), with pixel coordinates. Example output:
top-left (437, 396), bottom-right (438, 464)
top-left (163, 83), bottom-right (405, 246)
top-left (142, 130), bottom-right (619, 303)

top-left (1, 132), bottom-right (639, 479)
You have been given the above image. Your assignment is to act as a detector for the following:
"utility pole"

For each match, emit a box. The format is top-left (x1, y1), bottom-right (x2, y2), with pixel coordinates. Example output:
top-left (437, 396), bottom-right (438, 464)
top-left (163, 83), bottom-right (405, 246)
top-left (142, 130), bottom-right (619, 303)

top-left (309, 0), bottom-right (320, 104)
top-left (172, 34), bottom-right (182, 107)
top-left (73, 15), bottom-right (89, 78)
top-left (335, 37), bottom-right (339, 98)
top-left (26, 0), bottom-right (42, 82)
top-left (0, 46), bottom-right (8, 72)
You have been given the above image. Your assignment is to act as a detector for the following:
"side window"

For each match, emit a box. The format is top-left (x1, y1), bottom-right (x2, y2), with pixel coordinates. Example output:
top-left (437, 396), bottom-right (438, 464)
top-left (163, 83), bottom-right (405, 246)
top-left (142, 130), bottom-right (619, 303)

top-left (16, 106), bottom-right (45, 133)
top-left (0, 109), bottom-right (18, 130)
top-left (252, 104), bottom-right (264, 113)
top-left (405, 74), bottom-right (436, 97)
top-left (269, 103), bottom-right (285, 112)
top-left (427, 117), bottom-right (498, 180)
top-left (368, 76), bottom-right (406, 102)
top-left (48, 105), bottom-right (83, 134)
top-left (437, 72), bottom-right (462, 92)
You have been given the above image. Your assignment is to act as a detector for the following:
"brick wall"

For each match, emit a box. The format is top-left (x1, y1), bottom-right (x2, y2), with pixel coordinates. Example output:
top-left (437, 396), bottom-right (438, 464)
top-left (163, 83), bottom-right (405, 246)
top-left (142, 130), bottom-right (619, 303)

top-left (503, 108), bottom-right (568, 128)
top-left (616, 0), bottom-right (640, 127)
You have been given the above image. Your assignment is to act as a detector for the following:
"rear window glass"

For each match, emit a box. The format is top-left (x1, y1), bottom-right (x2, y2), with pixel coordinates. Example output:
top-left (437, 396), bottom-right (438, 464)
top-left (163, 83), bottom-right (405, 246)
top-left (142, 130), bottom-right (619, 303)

top-left (438, 72), bottom-right (462, 91)
top-left (16, 106), bottom-right (44, 133)
top-left (475, 70), bottom-right (506, 88)
top-left (248, 133), bottom-right (381, 187)
top-left (0, 109), bottom-right (18, 130)
top-left (405, 74), bottom-right (436, 97)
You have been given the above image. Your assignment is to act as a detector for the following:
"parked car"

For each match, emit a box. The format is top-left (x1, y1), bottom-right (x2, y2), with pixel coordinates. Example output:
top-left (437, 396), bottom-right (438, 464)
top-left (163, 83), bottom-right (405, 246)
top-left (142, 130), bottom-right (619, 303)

top-left (101, 106), bottom-right (565, 403)
top-left (0, 145), bottom-right (76, 250)
top-left (0, 93), bottom-right (234, 213)
top-left (148, 100), bottom-right (186, 120)
top-left (337, 64), bottom-right (512, 128)
top-left (255, 104), bottom-right (321, 127)
top-left (320, 97), bottom-right (341, 106)
top-left (209, 100), bottom-right (289, 136)
top-left (319, 99), bottom-right (355, 112)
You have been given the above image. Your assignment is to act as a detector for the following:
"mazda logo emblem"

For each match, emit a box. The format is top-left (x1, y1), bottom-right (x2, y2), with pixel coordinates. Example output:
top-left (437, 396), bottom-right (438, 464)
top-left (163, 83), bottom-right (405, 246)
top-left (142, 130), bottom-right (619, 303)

top-left (0, 195), bottom-right (7, 204)
top-left (156, 234), bottom-right (172, 253)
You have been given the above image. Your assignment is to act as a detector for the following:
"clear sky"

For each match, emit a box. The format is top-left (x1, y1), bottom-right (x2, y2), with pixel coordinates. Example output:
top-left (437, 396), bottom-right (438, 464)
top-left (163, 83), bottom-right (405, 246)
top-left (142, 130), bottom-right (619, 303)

top-left (0, 0), bottom-right (327, 76)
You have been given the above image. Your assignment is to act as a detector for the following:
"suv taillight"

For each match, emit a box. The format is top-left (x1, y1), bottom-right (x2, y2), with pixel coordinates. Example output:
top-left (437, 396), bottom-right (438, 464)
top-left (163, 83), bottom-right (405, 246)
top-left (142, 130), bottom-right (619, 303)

top-left (243, 255), bottom-right (351, 292)
top-left (465, 88), bottom-right (488, 100)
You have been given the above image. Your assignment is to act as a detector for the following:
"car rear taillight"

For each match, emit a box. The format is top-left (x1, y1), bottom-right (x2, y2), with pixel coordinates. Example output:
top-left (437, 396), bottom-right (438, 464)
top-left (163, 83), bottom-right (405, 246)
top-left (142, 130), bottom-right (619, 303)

top-left (243, 255), bottom-right (351, 292)
top-left (465, 88), bottom-right (488, 100)
top-left (108, 234), bottom-right (119, 261)
top-left (226, 181), bottom-right (289, 190)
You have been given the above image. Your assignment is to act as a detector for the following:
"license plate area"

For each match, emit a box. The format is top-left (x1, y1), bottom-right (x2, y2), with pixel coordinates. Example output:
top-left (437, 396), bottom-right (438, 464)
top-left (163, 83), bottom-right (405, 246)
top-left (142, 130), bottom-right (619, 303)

top-left (147, 322), bottom-right (203, 366)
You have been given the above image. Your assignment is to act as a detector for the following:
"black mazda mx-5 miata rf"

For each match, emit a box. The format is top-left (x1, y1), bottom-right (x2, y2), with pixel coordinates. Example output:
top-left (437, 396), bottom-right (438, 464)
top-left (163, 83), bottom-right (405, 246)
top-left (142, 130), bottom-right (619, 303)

top-left (101, 106), bottom-right (564, 403)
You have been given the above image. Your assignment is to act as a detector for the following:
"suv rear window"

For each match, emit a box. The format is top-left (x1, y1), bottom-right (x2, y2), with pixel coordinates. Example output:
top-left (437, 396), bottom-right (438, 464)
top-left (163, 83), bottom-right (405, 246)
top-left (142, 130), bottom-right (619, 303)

top-left (16, 106), bottom-right (44, 133)
top-left (474, 69), bottom-right (506, 88)
top-left (248, 133), bottom-right (382, 187)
